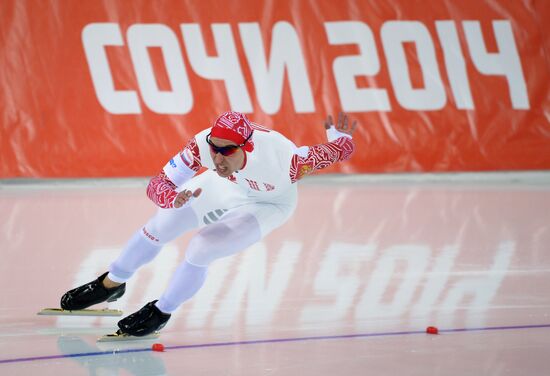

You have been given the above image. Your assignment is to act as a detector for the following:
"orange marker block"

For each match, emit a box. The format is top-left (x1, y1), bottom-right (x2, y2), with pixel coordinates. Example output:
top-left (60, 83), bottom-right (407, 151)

top-left (152, 343), bottom-right (165, 352)
top-left (426, 326), bottom-right (439, 335)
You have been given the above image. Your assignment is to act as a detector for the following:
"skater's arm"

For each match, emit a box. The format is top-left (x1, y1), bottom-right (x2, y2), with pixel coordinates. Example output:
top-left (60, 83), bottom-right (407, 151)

top-left (289, 112), bottom-right (357, 182)
top-left (146, 171), bottom-right (179, 208)
top-left (147, 137), bottom-right (203, 209)
top-left (162, 137), bottom-right (202, 186)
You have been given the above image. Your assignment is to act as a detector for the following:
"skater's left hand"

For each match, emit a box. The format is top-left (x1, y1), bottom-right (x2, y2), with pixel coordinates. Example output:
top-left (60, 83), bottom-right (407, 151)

top-left (174, 188), bottom-right (202, 208)
top-left (324, 112), bottom-right (357, 137)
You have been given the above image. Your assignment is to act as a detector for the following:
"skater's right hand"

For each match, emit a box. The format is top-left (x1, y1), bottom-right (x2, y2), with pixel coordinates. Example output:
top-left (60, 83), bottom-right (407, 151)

top-left (173, 188), bottom-right (202, 208)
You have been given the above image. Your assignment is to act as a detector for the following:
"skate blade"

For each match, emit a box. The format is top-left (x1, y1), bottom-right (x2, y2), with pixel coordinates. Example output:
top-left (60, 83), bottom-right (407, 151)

top-left (37, 308), bottom-right (123, 317)
top-left (97, 331), bottom-right (160, 342)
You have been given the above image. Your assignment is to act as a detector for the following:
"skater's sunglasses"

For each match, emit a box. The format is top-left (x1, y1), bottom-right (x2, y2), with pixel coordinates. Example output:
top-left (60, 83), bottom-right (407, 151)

top-left (206, 131), bottom-right (253, 156)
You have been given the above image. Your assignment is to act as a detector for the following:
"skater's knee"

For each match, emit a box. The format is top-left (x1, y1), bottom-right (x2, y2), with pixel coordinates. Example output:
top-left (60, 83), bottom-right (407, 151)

top-left (185, 220), bottom-right (260, 266)
top-left (185, 237), bottom-right (214, 266)
top-left (184, 229), bottom-right (228, 266)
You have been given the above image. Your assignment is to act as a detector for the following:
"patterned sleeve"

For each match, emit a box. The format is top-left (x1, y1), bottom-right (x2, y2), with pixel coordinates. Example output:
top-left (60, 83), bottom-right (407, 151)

top-left (289, 137), bottom-right (355, 183)
top-left (146, 137), bottom-right (202, 208)
top-left (146, 171), bottom-right (179, 209)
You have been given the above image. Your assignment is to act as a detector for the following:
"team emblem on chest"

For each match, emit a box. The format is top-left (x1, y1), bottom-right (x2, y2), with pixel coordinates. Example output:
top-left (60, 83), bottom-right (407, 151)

top-left (245, 179), bottom-right (275, 191)
top-left (226, 175), bottom-right (275, 191)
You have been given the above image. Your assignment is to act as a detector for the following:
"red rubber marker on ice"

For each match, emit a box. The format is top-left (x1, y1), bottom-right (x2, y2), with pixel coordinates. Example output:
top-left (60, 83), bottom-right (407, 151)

top-left (152, 343), bottom-right (165, 352)
top-left (426, 326), bottom-right (439, 335)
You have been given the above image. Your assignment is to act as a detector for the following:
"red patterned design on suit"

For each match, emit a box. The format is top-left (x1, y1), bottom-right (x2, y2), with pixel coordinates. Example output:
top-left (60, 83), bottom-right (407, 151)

top-left (245, 178), bottom-right (260, 191)
top-left (146, 171), bottom-right (178, 208)
top-left (182, 137), bottom-right (202, 171)
top-left (289, 137), bottom-right (355, 183)
top-left (142, 227), bottom-right (160, 242)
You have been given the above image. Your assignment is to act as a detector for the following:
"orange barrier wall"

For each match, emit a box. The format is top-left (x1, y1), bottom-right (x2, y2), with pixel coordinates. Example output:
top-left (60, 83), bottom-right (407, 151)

top-left (1, 0), bottom-right (549, 177)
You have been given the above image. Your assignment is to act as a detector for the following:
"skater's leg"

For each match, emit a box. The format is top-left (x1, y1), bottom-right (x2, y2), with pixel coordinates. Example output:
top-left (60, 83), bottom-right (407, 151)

top-left (107, 230), bottom-right (162, 283)
top-left (154, 260), bottom-right (208, 313)
top-left (118, 192), bottom-right (297, 335)
top-left (108, 206), bottom-right (199, 283)
top-left (155, 210), bottom-right (262, 313)
top-left (60, 207), bottom-right (199, 310)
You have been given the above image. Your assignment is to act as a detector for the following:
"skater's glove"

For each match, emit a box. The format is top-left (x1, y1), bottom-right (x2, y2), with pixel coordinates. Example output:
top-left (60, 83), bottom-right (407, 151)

top-left (326, 126), bottom-right (352, 142)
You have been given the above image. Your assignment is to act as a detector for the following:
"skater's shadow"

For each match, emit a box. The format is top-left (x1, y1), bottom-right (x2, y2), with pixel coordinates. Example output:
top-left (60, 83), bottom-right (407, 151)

top-left (57, 335), bottom-right (167, 375)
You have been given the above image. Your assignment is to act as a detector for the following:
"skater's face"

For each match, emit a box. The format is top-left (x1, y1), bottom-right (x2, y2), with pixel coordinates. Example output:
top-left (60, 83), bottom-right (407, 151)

top-left (208, 136), bottom-right (246, 177)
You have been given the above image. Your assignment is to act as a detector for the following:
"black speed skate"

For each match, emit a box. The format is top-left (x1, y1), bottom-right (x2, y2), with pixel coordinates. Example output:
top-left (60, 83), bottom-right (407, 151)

top-left (117, 300), bottom-right (171, 337)
top-left (60, 272), bottom-right (126, 311)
